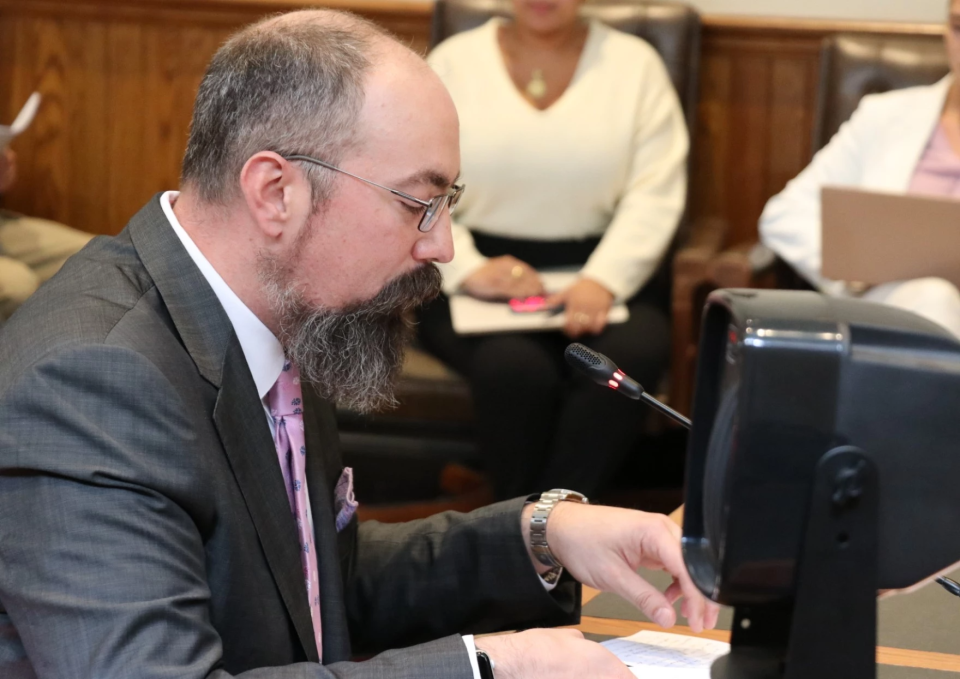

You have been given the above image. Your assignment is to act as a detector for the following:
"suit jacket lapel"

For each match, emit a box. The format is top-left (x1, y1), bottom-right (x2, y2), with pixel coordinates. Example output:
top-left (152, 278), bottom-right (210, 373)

top-left (215, 344), bottom-right (320, 663)
top-left (301, 385), bottom-right (352, 662)
top-left (127, 195), bottom-right (319, 662)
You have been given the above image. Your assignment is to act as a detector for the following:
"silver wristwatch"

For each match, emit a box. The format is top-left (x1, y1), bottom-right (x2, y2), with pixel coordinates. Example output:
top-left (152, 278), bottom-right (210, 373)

top-left (530, 489), bottom-right (589, 569)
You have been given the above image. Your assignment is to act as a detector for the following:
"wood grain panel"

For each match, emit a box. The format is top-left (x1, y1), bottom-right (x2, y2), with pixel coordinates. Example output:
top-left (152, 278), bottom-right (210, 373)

top-left (689, 22), bottom-right (825, 247)
top-left (0, 0), bottom-right (431, 234)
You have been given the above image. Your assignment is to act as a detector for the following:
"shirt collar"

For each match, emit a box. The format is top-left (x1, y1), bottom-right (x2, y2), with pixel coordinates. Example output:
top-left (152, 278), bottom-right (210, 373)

top-left (160, 191), bottom-right (285, 399)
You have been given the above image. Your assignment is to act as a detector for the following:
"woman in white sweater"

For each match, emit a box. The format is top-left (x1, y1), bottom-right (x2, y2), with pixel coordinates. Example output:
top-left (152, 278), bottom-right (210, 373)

top-left (419, 0), bottom-right (689, 499)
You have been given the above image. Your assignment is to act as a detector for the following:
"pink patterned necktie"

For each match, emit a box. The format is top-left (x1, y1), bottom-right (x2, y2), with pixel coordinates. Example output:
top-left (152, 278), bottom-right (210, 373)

top-left (267, 359), bottom-right (322, 660)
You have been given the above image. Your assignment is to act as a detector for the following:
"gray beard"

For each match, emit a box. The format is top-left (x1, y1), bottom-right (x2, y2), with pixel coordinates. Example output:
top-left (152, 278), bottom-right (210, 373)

top-left (259, 258), bottom-right (442, 413)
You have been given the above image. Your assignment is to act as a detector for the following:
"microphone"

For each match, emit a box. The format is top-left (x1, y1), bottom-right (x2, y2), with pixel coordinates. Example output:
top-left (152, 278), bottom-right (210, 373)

top-left (564, 343), bottom-right (692, 430)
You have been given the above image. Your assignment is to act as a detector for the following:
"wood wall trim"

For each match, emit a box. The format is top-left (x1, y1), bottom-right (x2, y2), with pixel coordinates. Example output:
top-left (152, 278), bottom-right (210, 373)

top-left (0, 1), bottom-right (941, 33)
top-left (702, 14), bottom-right (944, 38)
top-left (0, 0), bottom-right (433, 26)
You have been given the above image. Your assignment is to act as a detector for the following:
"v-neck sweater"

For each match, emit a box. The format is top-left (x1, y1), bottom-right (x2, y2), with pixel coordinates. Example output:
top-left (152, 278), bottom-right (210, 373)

top-left (428, 18), bottom-right (689, 300)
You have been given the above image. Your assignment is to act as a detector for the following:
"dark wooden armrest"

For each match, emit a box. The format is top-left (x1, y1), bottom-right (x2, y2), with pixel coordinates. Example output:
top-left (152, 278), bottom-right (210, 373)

top-left (674, 216), bottom-right (728, 278)
top-left (707, 241), bottom-right (780, 289)
top-left (669, 216), bottom-right (729, 416)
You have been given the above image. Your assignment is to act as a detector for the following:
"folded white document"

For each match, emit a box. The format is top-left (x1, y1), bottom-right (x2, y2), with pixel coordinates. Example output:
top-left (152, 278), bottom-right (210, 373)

top-left (449, 270), bottom-right (629, 335)
top-left (0, 92), bottom-right (41, 150)
top-left (602, 630), bottom-right (730, 679)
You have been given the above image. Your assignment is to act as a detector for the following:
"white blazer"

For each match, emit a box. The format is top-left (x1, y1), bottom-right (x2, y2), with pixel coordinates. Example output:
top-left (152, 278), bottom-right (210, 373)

top-left (759, 76), bottom-right (952, 295)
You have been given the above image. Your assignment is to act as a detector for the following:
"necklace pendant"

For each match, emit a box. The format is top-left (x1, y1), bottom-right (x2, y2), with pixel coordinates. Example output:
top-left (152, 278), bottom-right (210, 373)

top-left (526, 68), bottom-right (547, 100)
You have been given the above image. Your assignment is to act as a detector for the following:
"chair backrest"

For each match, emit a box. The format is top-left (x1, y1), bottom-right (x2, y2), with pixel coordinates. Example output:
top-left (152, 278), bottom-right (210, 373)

top-left (430, 0), bottom-right (702, 134)
top-left (813, 33), bottom-right (949, 155)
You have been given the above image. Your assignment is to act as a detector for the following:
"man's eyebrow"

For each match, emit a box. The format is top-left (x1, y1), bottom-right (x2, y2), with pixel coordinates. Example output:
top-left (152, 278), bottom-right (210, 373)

top-left (397, 169), bottom-right (462, 191)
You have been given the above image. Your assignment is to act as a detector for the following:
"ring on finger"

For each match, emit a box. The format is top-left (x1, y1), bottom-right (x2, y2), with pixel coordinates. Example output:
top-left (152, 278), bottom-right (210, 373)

top-left (511, 265), bottom-right (524, 279)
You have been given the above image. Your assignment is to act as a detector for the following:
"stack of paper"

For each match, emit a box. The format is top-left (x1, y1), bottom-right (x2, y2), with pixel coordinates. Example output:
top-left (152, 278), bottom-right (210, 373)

top-left (602, 630), bottom-right (730, 678)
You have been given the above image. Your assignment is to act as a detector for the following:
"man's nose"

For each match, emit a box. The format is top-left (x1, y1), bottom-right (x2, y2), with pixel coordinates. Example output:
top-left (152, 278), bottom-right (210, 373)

top-left (413, 210), bottom-right (454, 264)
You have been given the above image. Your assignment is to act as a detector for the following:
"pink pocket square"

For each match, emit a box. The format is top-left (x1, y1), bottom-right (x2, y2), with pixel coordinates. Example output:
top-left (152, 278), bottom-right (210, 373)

top-left (334, 467), bottom-right (359, 532)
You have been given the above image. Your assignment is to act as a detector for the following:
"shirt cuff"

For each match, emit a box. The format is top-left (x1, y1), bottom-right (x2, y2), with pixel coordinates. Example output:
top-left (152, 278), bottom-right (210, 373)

top-left (462, 634), bottom-right (482, 679)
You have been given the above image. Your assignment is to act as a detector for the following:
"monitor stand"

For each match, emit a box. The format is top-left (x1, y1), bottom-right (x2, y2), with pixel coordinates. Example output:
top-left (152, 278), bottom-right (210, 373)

top-left (711, 446), bottom-right (878, 679)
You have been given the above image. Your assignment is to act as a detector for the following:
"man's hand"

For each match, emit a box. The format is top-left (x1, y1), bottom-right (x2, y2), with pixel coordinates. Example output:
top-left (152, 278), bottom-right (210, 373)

top-left (545, 278), bottom-right (614, 338)
top-left (475, 629), bottom-right (634, 679)
top-left (461, 256), bottom-right (544, 301)
top-left (523, 503), bottom-right (720, 633)
top-left (0, 148), bottom-right (17, 194)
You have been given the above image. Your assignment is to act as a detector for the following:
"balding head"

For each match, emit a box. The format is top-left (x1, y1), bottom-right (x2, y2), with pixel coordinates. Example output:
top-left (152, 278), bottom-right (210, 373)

top-left (181, 9), bottom-right (415, 208)
top-left (174, 9), bottom-right (459, 412)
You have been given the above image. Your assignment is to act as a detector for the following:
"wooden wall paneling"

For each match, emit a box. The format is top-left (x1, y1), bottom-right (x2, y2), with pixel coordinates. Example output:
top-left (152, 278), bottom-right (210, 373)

top-left (142, 24), bottom-right (228, 214)
top-left (765, 56), bottom-right (816, 201)
top-left (690, 49), bottom-right (732, 228)
top-left (64, 19), bottom-right (109, 234)
top-left (105, 21), bottom-right (148, 234)
top-left (0, 1), bottom-right (431, 235)
top-left (31, 17), bottom-right (72, 227)
top-left (690, 26), bottom-right (823, 248)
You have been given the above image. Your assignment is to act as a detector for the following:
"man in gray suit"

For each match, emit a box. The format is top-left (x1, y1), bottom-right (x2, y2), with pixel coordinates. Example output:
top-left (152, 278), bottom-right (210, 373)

top-left (0, 10), bottom-right (717, 679)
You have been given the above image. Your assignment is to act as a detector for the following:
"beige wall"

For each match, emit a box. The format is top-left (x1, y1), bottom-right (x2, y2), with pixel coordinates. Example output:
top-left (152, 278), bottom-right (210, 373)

top-left (673, 0), bottom-right (947, 23)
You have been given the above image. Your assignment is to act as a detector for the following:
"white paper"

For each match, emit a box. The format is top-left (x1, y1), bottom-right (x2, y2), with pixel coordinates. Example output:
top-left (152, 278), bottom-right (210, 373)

top-left (449, 271), bottom-right (630, 335)
top-left (601, 630), bottom-right (730, 679)
top-left (0, 92), bottom-right (41, 149)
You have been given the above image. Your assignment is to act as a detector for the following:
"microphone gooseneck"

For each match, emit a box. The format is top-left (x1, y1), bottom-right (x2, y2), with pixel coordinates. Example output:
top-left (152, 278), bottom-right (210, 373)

top-left (564, 343), bottom-right (692, 429)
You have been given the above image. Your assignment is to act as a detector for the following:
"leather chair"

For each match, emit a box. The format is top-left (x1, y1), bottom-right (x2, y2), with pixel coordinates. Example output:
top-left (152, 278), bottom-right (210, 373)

top-left (341, 0), bottom-right (704, 518)
top-left (669, 33), bottom-right (950, 416)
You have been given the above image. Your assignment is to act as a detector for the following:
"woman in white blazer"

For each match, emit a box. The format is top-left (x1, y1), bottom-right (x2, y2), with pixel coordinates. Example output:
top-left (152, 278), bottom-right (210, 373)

top-left (760, 50), bottom-right (960, 337)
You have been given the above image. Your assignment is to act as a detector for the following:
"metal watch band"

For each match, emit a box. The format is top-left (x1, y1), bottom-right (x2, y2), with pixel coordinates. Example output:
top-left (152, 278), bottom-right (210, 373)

top-left (476, 649), bottom-right (496, 679)
top-left (529, 488), bottom-right (589, 569)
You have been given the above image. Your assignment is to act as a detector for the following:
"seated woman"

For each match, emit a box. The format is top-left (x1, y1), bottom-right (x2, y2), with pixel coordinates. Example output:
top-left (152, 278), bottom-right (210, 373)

top-left (761, 0), bottom-right (960, 338)
top-left (420, 0), bottom-right (688, 500)
top-left (0, 148), bottom-right (92, 322)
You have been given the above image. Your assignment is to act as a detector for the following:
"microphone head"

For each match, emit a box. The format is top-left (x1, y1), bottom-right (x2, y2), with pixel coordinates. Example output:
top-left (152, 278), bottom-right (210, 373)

top-left (565, 343), bottom-right (644, 399)
top-left (564, 343), bottom-right (618, 383)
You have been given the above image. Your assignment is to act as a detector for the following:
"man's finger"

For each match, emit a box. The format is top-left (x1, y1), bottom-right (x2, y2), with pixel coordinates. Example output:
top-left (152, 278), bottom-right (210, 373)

top-left (664, 578), bottom-right (683, 604)
top-left (645, 521), bottom-right (710, 633)
top-left (615, 569), bottom-right (677, 629)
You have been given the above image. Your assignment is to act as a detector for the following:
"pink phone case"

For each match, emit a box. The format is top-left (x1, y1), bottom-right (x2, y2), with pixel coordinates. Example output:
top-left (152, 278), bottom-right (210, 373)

top-left (509, 296), bottom-right (549, 313)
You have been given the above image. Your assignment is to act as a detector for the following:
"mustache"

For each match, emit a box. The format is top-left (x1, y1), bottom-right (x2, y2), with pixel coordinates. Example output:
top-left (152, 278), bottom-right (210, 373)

top-left (338, 262), bottom-right (443, 317)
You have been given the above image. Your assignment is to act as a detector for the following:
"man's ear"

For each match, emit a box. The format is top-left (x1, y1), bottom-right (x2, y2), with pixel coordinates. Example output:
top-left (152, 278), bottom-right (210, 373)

top-left (239, 151), bottom-right (306, 239)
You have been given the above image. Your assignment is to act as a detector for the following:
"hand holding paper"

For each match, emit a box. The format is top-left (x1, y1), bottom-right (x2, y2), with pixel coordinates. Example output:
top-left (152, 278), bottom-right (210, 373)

top-left (0, 92), bottom-right (41, 151)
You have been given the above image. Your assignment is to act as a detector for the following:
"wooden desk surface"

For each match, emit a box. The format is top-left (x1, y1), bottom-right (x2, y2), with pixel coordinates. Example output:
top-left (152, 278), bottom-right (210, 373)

top-left (575, 504), bottom-right (960, 674)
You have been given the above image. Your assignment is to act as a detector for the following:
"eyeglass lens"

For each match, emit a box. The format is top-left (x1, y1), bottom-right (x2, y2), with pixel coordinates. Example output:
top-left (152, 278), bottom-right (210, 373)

top-left (418, 188), bottom-right (463, 233)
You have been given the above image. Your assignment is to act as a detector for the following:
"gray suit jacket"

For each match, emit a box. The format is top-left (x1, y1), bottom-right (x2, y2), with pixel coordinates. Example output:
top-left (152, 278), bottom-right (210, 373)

top-left (0, 196), bottom-right (579, 679)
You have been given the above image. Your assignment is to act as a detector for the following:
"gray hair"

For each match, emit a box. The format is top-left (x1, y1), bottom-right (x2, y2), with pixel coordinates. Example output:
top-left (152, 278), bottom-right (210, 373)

top-left (181, 10), bottom-right (389, 207)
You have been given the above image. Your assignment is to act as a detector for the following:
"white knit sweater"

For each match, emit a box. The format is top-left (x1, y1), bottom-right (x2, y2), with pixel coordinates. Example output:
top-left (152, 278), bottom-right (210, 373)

top-left (428, 17), bottom-right (689, 300)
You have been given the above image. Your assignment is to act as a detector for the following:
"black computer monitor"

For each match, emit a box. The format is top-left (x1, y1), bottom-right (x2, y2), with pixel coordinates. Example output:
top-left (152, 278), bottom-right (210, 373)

top-left (681, 289), bottom-right (960, 679)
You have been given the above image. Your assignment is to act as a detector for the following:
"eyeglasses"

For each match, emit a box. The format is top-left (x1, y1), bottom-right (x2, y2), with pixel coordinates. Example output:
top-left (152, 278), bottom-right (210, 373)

top-left (283, 154), bottom-right (464, 233)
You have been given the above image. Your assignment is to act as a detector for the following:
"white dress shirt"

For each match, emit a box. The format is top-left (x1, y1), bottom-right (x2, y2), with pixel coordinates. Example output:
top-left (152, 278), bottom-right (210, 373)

top-left (160, 191), bottom-right (487, 677)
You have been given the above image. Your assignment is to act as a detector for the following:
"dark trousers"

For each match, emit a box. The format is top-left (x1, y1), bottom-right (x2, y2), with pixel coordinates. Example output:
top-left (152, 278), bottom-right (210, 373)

top-left (417, 233), bottom-right (671, 500)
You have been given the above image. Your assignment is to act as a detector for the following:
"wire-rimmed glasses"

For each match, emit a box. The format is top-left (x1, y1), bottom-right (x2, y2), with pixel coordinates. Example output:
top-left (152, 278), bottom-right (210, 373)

top-left (283, 154), bottom-right (464, 233)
